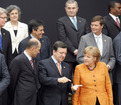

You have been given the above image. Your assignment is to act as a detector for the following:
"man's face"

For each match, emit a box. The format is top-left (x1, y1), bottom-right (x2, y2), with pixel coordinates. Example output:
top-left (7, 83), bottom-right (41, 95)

top-left (33, 25), bottom-right (44, 39)
top-left (111, 3), bottom-right (121, 16)
top-left (53, 48), bottom-right (67, 62)
top-left (65, 2), bottom-right (79, 17)
top-left (31, 42), bottom-right (41, 58)
top-left (0, 13), bottom-right (7, 28)
top-left (91, 21), bottom-right (103, 36)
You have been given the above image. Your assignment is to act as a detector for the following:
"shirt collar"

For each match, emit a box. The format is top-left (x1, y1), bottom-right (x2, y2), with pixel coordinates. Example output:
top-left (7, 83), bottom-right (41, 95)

top-left (51, 55), bottom-right (61, 64)
top-left (109, 13), bottom-right (119, 20)
top-left (24, 51), bottom-right (32, 61)
top-left (93, 33), bottom-right (102, 38)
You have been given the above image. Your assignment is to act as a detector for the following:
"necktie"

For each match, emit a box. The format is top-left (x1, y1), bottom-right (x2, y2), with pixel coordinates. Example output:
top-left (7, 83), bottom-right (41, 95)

top-left (56, 62), bottom-right (61, 75)
top-left (0, 34), bottom-right (2, 51)
top-left (30, 59), bottom-right (34, 69)
top-left (96, 37), bottom-right (101, 55)
top-left (72, 17), bottom-right (78, 30)
top-left (116, 17), bottom-right (120, 28)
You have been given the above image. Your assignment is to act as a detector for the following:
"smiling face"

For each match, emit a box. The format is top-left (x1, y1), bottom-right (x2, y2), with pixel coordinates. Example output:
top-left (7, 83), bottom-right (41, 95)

top-left (111, 3), bottom-right (121, 16)
top-left (53, 47), bottom-right (67, 62)
top-left (91, 21), bottom-right (103, 36)
top-left (65, 2), bottom-right (79, 17)
top-left (84, 53), bottom-right (96, 67)
top-left (9, 9), bottom-right (19, 22)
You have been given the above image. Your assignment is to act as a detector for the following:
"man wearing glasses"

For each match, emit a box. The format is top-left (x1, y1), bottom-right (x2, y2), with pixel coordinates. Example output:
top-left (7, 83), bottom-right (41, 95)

top-left (0, 7), bottom-right (12, 66)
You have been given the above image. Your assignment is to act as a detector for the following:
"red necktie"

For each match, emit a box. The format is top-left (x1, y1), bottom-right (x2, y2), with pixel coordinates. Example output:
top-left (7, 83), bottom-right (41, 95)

top-left (56, 62), bottom-right (62, 75)
top-left (116, 18), bottom-right (120, 28)
top-left (30, 59), bottom-right (34, 69)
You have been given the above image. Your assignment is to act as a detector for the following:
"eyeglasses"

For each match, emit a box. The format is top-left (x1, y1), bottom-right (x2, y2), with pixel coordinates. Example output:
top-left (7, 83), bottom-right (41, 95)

top-left (0, 17), bottom-right (7, 19)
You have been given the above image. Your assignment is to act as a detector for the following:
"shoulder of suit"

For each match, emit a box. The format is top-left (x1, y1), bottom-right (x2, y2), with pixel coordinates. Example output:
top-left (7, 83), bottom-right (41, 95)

top-left (42, 35), bottom-right (49, 39)
top-left (81, 32), bottom-right (92, 38)
top-left (102, 34), bottom-right (112, 40)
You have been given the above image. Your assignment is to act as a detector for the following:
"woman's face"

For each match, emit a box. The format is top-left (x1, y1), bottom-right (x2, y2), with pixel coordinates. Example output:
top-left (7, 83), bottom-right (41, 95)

top-left (9, 9), bottom-right (19, 22)
top-left (84, 53), bottom-right (96, 66)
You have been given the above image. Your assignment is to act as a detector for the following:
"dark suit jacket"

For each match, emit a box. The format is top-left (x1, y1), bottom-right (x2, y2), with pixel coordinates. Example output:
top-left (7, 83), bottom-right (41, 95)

top-left (8, 53), bottom-right (39, 105)
top-left (1, 28), bottom-right (12, 66)
top-left (38, 57), bottom-right (72, 105)
top-left (0, 53), bottom-right (10, 105)
top-left (57, 16), bottom-right (90, 62)
top-left (77, 32), bottom-right (115, 70)
top-left (113, 32), bottom-right (121, 83)
top-left (103, 15), bottom-right (121, 40)
top-left (18, 35), bottom-right (52, 61)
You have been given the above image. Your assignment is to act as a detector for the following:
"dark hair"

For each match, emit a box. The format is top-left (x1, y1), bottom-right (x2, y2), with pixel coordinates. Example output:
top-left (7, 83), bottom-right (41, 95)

top-left (26, 38), bottom-right (39, 49)
top-left (52, 41), bottom-right (67, 51)
top-left (91, 15), bottom-right (105, 26)
top-left (28, 19), bottom-right (44, 34)
top-left (6, 5), bottom-right (21, 21)
top-left (108, 1), bottom-right (120, 12)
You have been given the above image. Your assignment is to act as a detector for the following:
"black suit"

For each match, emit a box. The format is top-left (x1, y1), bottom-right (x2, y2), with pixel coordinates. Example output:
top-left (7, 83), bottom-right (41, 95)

top-left (1, 28), bottom-right (12, 66)
top-left (113, 32), bottom-right (121, 105)
top-left (19, 35), bottom-right (52, 61)
top-left (0, 54), bottom-right (10, 105)
top-left (103, 15), bottom-right (121, 40)
top-left (57, 16), bottom-right (90, 73)
top-left (8, 53), bottom-right (39, 105)
top-left (38, 57), bottom-right (72, 105)
top-left (57, 16), bottom-right (90, 62)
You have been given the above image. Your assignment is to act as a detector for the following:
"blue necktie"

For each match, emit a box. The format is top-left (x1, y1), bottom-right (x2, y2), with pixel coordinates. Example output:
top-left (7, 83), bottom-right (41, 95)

top-left (0, 34), bottom-right (2, 51)
top-left (72, 17), bottom-right (78, 30)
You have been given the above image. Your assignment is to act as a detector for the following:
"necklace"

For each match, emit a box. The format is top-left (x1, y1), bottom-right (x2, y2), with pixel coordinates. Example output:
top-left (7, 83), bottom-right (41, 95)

top-left (87, 64), bottom-right (96, 71)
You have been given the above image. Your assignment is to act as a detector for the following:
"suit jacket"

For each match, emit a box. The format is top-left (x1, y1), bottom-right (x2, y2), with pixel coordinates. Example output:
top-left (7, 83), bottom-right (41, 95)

top-left (38, 57), bottom-right (72, 105)
top-left (18, 35), bottom-right (52, 61)
top-left (3, 21), bottom-right (28, 53)
top-left (72, 62), bottom-right (113, 105)
top-left (57, 16), bottom-right (90, 62)
top-left (0, 28), bottom-right (12, 66)
top-left (113, 32), bottom-right (121, 83)
top-left (77, 32), bottom-right (115, 70)
top-left (103, 15), bottom-right (121, 40)
top-left (8, 53), bottom-right (39, 105)
top-left (0, 54), bottom-right (10, 105)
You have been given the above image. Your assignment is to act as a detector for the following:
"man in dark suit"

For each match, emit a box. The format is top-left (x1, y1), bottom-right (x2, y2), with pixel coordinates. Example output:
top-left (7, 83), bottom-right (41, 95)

top-left (113, 31), bottom-right (121, 105)
top-left (8, 38), bottom-right (41, 105)
top-left (103, 1), bottom-right (121, 40)
top-left (0, 53), bottom-right (10, 105)
top-left (19, 19), bottom-right (51, 61)
top-left (39, 41), bottom-right (77, 105)
top-left (77, 16), bottom-right (115, 82)
top-left (0, 7), bottom-right (12, 66)
top-left (57, 0), bottom-right (90, 73)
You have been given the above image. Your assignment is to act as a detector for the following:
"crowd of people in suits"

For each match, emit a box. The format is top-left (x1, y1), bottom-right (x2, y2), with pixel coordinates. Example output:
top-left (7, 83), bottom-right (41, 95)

top-left (0, 0), bottom-right (121, 105)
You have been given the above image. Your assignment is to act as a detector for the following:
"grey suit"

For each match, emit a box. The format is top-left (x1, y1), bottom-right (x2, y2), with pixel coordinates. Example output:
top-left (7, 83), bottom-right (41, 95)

top-left (77, 32), bottom-right (115, 81)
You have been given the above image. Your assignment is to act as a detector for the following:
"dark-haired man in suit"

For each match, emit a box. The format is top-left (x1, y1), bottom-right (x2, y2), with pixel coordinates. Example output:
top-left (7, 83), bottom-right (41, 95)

top-left (8, 38), bottom-right (41, 105)
top-left (57, 0), bottom-right (90, 74)
top-left (0, 7), bottom-right (12, 66)
top-left (19, 19), bottom-right (51, 62)
top-left (103, 1), bottom-right (121, 40)
top-left (39, 41), bottom-right (76, 105)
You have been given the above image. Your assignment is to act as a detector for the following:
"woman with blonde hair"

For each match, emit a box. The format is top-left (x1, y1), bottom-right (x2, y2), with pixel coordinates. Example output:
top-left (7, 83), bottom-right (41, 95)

top-left (72, 46), bottom-right (113, 105)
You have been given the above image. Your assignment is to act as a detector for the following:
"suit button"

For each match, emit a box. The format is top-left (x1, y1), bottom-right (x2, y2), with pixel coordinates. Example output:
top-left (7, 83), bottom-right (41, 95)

top-left (94, 85), bottom-right (96, 87)
top-left (94, 80), bottom-right (96, 82)
top-left (93, 75), bottom-right (95, 77)
top-left (95, 90), bottom-right (97, 92)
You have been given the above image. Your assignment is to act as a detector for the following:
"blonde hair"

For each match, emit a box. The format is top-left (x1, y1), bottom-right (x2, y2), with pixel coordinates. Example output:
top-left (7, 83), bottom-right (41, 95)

top-left (84, 46), bottom-right (100, 63)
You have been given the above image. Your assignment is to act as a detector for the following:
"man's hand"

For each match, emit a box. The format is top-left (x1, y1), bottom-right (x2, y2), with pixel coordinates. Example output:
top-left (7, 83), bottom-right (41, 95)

top-left (58, 77), bottom-right (71, 83)
top-left (74, 49), bottom-right (78, 55)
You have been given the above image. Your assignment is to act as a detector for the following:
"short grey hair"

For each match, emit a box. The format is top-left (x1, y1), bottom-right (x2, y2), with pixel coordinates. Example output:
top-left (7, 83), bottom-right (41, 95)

top-left (0, 7), bottom-right (7, 15)
top-left (65, 0), bottom-right (78, 7)
top-left (6, 5), bottom-right (21, 21)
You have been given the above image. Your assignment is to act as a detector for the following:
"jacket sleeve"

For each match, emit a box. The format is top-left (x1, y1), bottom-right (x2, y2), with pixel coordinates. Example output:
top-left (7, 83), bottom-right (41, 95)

top-left (0, 54), bottom-right (10, 96)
